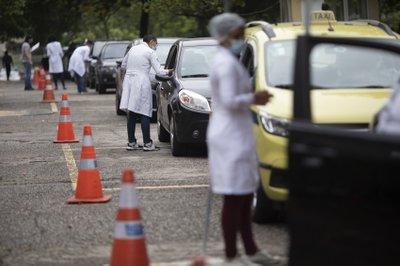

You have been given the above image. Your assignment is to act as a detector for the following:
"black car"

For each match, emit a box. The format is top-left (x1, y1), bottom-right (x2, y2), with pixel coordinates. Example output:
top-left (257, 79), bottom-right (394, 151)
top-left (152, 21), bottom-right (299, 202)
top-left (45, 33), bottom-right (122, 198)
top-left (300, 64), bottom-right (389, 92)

top-left (155, 38), bottom-right (218, 156)
top-left (93, 41), bottom-right (130, 94)
top-left (86, 41), bottom-right (106, 88)
top-left (115, 38), bottom-right (178, 118)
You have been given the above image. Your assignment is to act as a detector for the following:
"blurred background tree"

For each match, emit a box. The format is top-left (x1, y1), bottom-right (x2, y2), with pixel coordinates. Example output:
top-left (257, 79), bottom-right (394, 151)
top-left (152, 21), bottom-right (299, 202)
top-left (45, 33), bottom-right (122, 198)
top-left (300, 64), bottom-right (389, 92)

top-left (0, 0), bottom-right (398, 47)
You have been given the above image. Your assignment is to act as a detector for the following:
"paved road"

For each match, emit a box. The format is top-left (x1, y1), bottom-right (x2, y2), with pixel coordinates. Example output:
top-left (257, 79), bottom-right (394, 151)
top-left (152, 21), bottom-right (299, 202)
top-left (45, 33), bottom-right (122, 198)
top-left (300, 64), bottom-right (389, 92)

top-left (0, 81), bottom-right (288, 265)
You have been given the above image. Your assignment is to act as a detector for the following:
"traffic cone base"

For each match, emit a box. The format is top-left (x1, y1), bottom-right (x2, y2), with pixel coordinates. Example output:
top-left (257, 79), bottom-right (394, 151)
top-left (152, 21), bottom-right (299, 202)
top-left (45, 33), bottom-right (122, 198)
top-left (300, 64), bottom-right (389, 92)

top-left (68, 169), bottom-right (111, 203)
top-left (42, 90), bottom-right (56, 103)
top-left (111, 239), bottom-right (149, 266)
top-left (54, 121), bottom-right (79, 143)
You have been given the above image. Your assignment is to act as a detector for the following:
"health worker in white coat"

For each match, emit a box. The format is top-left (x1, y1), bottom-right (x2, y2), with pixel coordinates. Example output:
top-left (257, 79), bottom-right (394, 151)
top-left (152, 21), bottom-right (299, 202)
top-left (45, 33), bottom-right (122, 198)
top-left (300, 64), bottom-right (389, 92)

top-left (46, 35), bottom-right (66, 90)
top-left (207, 13), bottom-right (279, 266)
top-left (68, 40), bottom-right (93, 93)
top-left (120, 35), bottom-right (171, 151)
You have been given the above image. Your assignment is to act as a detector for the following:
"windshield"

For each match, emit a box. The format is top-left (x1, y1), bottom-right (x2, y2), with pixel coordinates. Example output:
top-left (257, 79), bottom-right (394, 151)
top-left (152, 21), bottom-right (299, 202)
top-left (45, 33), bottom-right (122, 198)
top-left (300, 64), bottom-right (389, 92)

top-left (156, 43), bottom-right (173, 65)
top-left (179, 45), bottom-right (218, 78)
top-left (265, 40), bottom-right (400, 89)
top-left (102, 43), bottom-right (129, 59)
top-left (92, 41), bottom-right (106, 57)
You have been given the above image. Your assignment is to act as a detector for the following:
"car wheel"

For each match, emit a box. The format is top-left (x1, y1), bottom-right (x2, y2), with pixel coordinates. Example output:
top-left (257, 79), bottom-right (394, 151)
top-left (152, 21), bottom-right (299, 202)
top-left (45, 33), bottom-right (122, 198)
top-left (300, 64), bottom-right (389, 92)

top-left (98, 84), bottom-right (106, 94)
top-left (116, 95), bottom-right (125, 116)
top-left (253, 183), bottom-right (282, 224)
top-left (157, 119), bottom-right (170, 143)
top-left (170, 116), bottom-right (186, 156)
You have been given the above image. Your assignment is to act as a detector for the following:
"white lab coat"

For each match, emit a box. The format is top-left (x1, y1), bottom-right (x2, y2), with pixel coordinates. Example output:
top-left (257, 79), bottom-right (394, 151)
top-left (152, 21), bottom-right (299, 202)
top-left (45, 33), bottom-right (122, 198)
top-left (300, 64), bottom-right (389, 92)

top-left (68, 45), bottom-right (90, 77)
top-left (207, 47), bottom-right (259, 195)
top-left (46, 41), bottom-right (64, 73)
top-left (119, 42), bottom-right (167, 117)
top-left (376, 79), bottom-right (400, 135)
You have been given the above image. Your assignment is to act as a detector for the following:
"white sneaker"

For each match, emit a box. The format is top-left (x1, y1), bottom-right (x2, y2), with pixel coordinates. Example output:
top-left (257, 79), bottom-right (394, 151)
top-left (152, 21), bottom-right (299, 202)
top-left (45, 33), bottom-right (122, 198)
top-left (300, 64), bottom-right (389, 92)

top-left (126, 142), bottom-right (141, 151)
top-left (143, 140), bottom-right (157, 151)
top-left (246, 250), bottom-right (280, 266)
top-left (224, 256), bottom-right (254, 266)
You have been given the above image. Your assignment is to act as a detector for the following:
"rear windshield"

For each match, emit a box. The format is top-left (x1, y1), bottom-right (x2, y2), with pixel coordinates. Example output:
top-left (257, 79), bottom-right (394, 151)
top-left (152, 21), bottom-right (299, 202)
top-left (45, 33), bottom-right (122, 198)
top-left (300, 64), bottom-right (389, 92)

top-left (102, 43), bottom-right (129, 59)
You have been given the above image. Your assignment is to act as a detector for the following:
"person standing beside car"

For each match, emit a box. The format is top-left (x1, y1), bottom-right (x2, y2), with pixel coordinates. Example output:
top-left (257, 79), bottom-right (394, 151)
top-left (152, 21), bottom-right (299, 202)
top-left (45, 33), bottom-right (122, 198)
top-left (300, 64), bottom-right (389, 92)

top-left (2, 51), bottom-right (13, 81)
top-left (46, 35), bottom-right (66, 90)
top-left (68, 40), bottom-right (93, 94)
top-left (207, 13), bottom-right (279, 266)
top-left (120, 35), bottom-right (171, 151)
top-left (21, 36), bottom-right (33, 90)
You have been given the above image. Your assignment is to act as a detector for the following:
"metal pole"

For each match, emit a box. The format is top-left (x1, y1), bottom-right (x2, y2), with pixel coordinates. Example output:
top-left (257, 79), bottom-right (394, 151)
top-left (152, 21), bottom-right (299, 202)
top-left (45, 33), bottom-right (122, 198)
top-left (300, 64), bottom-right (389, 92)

top-left (304, 0), bottom-right (311, 35)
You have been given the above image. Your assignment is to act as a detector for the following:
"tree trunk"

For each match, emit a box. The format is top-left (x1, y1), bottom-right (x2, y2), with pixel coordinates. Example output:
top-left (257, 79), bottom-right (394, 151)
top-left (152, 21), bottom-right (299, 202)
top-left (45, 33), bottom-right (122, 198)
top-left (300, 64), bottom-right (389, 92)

top-left (139, 0), bottom-right (149, 37)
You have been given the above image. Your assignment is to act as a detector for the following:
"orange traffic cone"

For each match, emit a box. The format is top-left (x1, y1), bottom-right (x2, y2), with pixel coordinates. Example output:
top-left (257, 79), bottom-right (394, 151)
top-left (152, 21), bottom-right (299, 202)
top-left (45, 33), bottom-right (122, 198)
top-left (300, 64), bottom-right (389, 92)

top-left (110, 169), bottom-right (149, 266)
top-left (45, 74), bottom-right (52, 85)
top-left (38, 67), bottom-right (47, 90)
top-left (68, 124), bottom-right (111, 203)
top-left (33, 68), bottom-right (41, 87)
top-left (42, 84), bottom-right (56, 103)
top-left (54, 93), bottom-right (79, 143)
top-left (192, 257), bottom-right (207, 266)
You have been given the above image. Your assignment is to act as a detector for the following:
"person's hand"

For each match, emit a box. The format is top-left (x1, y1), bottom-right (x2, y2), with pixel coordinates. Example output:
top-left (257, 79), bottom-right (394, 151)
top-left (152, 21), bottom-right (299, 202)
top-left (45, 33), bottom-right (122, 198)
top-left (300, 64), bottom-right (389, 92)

top-left (254, 91), bottom-right (273, 105)
top-left (166, 69), bottom-right (174, 75)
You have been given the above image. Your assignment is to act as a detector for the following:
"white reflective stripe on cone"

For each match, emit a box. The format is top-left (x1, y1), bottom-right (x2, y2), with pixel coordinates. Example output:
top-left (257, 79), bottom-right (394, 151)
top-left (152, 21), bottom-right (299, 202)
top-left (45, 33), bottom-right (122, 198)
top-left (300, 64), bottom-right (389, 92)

top-left (79, 159), bottom-right (98, 169)
top-left (61, 100), bottom-right (69, 108)
top-left (46, 74), bottom-right (51, 80)
top-left (46, 85), bottom-right (52, 90)
top-left (114, 221), bottom-right (144, 240)
top-left (59, 115), bottom-right (71, 122)
top-left (119, 184), bottom-right (140, 208)
top-left (83, 135), bottom-right (94, 146)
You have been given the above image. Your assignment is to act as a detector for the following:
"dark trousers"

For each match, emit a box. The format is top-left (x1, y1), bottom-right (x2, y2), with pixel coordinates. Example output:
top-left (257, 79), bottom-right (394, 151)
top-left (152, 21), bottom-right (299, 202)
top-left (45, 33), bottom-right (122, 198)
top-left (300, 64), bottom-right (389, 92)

top-left (222, 194), bottom-right (259, 259)
top-left (52, 73), bottom-right (66, 89)
top-left (23, 62), bottom-right (32, 90)
top-left (74, 72), bottom-right (86, 93)
top-left (5, 65), bottom-right (11, 80)
top-left (127, 111), bottom-right (151, 144)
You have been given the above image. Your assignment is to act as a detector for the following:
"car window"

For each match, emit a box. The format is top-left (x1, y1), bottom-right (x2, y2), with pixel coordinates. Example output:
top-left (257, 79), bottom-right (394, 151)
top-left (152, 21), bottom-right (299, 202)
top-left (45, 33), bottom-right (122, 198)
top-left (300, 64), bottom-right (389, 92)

top-left (101, 43), bottom-right (129, 59)
top-left (265, 40), bottom-right (400, 89)
top-left (165, 45), bottom-right (178, 69)
top-left (241, 44), bottom-right (255, 77)
top-left (179, 45), bottom-right (218, 78)
top-left (156, 43), bottom-right (174, 65)
top-left (92, 42), bottom-right (106, 57)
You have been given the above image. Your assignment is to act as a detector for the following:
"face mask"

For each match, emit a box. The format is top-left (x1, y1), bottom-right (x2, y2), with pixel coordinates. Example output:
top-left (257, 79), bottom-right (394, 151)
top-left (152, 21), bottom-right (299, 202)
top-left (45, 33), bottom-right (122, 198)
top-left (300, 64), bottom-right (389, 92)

top-left (230, 39), bottom-right (244, 56)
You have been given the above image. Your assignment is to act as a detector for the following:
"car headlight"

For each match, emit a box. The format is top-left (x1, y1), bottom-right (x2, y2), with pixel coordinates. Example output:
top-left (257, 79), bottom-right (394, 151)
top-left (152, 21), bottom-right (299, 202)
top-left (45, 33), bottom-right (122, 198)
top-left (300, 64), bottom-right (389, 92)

top-left (260, 111), bottom-right (289, 137)
top-left (178, 89), bottom-right (211, 113)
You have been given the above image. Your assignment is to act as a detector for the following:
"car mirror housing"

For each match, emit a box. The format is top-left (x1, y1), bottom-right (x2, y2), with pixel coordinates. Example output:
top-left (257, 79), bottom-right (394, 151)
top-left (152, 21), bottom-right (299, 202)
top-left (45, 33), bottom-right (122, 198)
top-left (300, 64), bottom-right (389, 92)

top-left (116, 60), bottom-right (122, 67)
top-left (156, 74), bottom-right (172, 82)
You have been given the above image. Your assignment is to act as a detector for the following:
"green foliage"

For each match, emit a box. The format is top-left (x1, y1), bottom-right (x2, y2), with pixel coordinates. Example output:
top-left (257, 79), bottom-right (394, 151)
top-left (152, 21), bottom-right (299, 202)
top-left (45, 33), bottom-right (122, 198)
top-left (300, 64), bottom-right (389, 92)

top-left (380, 0), bottom-right (400, 32)
top-left (0, 0), bottom-right (26, 41)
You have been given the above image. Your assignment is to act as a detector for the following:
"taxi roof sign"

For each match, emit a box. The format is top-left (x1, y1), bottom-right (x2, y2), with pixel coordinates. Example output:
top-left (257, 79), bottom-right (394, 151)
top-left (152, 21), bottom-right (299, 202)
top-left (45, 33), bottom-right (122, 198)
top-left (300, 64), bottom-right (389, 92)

top-left (311, 11), bottom-right (336, 23)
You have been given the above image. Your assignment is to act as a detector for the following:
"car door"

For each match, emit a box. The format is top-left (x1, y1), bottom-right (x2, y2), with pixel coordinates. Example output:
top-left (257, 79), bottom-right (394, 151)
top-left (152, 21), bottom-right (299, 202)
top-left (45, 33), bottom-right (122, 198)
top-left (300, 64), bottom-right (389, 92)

top-left (288, 36), bottom-right (400, 266)
top-left (159, 44), bottom-right (178, 128)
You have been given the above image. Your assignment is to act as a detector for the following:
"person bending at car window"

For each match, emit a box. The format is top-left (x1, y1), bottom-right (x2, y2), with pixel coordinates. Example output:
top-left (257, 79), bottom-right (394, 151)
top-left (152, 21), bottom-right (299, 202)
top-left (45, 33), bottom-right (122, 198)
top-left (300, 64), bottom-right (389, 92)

top-left (68, 40), bottom-right (93, 94)
top-left (119, 34), bottom-right (172, 151)
top-left (207, 13), bottom-right (279, 266)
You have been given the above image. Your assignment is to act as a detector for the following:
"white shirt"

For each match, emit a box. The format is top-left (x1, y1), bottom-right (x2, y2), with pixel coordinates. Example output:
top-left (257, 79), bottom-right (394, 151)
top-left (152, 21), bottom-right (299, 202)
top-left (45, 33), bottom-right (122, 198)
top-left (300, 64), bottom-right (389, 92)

top-left (376, 79), bottom-right (400, 135)
top-left (207, 47), bottom-right (259, 195)
top-left (68, 45), bottom-right (90, 77)
top-left (119, 42), bottom-right (168, 116)
top-left (46, 41), bottom-right (64, 73)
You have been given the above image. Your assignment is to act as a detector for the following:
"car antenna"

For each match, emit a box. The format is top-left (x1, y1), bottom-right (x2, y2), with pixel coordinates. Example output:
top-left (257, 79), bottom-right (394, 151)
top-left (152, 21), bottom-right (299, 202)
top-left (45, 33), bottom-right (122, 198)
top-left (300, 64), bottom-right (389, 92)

top-left (322, 3), bottom-right (335, 32)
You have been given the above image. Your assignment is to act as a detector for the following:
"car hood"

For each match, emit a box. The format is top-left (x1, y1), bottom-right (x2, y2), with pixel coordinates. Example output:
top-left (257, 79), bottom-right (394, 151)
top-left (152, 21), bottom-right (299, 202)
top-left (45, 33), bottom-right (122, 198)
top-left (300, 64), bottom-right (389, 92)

top-left (257, 88), bottom-right (392, 124)
top-left (179, 78), bottom-right (211, 99)
top-left (102, 58), bottom-right (123, 67)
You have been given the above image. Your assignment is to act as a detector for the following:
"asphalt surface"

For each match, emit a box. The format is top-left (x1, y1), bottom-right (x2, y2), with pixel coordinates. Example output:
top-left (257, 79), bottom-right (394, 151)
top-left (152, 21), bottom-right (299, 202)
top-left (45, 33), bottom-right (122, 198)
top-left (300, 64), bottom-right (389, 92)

top-left (0, 81), bottom-right (288, 265)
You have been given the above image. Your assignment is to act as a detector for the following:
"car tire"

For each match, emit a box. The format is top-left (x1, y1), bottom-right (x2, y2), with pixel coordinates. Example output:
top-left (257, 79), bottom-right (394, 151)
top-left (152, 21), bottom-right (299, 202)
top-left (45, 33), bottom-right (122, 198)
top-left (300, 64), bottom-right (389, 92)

top-left (253, 183), bottom-right (282, 224)
top-left (170, 116), bottom-right (186, 156)
top-left (98, 84), bottom-right (106, 94)
top-left (116, 96), bottom-right (125, 116)
top-left (157, 120), bottom-right (170, 142)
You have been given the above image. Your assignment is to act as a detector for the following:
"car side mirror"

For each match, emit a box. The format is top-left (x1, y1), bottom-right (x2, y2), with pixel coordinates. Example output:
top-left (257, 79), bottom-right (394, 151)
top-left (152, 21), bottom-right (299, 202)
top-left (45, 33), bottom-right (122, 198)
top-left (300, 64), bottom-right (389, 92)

top-left (92, 56), bottom-right (98, 60)
top-left (156, 74), bottom-right (172, 82)
top-left (116, 60), bottom-right (122, 67)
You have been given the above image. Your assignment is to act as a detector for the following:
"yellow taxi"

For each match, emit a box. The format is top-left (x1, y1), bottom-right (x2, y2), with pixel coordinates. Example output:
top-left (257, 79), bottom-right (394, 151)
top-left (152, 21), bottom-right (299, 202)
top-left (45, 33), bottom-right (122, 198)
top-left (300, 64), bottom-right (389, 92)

top-left (242, 11), bottom-right (400, 223)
